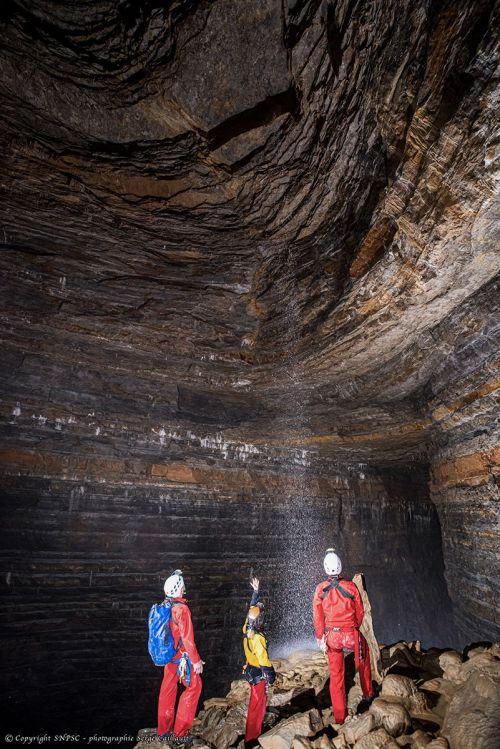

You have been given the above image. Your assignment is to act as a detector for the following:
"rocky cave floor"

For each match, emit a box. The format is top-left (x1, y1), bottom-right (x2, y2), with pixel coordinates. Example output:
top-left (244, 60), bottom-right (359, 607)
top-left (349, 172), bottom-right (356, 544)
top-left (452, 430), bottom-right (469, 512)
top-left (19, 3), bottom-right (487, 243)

top-left (135, 640), bottom-right (500, 749)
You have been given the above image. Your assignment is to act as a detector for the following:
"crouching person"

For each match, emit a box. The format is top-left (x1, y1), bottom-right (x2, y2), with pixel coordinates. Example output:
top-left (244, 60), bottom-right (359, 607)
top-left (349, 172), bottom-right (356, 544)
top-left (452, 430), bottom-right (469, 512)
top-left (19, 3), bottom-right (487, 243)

top-left (152, 570), bottom-right (204, 744)
top-left (242, 577), bottom-right (276, 748)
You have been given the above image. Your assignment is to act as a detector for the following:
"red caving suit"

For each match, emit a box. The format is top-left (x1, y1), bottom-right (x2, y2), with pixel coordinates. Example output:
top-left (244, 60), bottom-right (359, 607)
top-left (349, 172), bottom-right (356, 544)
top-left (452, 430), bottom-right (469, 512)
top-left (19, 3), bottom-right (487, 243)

top-left (157, 597), bottom-right (202, 738)
top-left (313, 576), bottom-right (373, 724)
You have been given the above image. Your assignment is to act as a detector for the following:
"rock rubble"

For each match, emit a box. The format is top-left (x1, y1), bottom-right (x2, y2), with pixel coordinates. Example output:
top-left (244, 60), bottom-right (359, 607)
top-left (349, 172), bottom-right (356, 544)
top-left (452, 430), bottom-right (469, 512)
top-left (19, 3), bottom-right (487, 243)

top-left (135, 640), bottom-right (500, 749)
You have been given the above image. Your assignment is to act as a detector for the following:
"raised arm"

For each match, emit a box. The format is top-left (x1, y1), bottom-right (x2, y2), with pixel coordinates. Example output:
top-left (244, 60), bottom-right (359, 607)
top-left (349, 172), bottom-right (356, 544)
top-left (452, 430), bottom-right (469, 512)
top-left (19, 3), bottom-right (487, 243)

top-left (243, 577), bottom-right (261, 633)
top-left (249, 576), bottom-right (260, 606)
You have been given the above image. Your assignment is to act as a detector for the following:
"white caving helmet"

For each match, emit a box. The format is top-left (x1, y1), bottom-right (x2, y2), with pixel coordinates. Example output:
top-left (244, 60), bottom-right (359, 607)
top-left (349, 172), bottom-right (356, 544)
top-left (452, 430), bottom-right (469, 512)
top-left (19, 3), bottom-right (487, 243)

top-left (324, 549), bottom-right (342, 576)
top-left (164, 569), bottom-right (185, 597)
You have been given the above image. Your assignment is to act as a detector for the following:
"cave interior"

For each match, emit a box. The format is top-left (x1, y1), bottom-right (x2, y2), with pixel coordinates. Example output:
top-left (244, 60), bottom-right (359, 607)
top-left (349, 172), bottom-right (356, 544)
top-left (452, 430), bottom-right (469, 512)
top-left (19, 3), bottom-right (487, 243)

top-left (0, 0), bottom-right (499, 738)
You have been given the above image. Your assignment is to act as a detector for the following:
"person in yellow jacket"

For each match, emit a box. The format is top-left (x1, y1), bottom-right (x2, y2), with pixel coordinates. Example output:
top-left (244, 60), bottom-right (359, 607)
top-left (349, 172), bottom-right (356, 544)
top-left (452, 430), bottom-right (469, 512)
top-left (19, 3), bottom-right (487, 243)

top-left (242, 578), bottom-right (275, 747)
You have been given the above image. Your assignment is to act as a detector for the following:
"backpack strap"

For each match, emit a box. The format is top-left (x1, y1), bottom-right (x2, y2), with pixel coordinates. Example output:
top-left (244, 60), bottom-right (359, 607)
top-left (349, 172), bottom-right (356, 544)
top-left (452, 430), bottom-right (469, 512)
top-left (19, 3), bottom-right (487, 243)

top-left (168, 599), bottom-right (187, 653)
top-left (321, 578), bottom-right (355, 601)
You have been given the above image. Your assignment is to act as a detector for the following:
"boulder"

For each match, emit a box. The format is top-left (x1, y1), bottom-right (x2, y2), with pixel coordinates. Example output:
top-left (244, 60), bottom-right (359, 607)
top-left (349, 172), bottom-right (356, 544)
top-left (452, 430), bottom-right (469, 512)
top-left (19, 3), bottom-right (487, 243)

top-left (381, 674), bottom-right (429, 713)
top-left (466, 646), bottom-right (488, 659)
top-left (352, 727), bottom-right (400, 748)
top-left (291, 738), bottom-right (314, 749)
top-left (195, 702), bottom-right (248, 749)
top-left (275, 652), bottom-right (329, 695)
top-left (332, 736), bottom-right (349, 749)
top-left (410, 729), bottom-right (431, 749)
top-left (311, 735), bottom-right (333, 749)
top-left (340, 712), bottom-right (376, 744)
top-left (226, 679), bottom-right (251, 704)
top-left (380, 643), bottom-right (442, 680)
top-left (347, 682), bottom-right (364, 714)
top-left (488, 643), bottom-right (500, 659)
top-left (405, 692), bottom-right (429, 716)
top-left (381, 675), bottom-right (416, 703)
top-left (394, 730), bottom-right (431, 748)
top-left (409, 732), bottom-right (432, 749)
top-left (204, 697), bottom-right (231, 709)
top-left (441, 668), bottom-right (500, 749)
top-left (269, 688), bottom-right (306, 707)
top-left (369, 698), bottom-right (411, 737)
top-left (259, 709), bottom-right (323, 749)
top-left (426, 740), bottom-right (449, 749)
top-left (194, 704), bottom-right (227, 737)
top-left (437, 651), bottom-right (463, 683)
top-left (419, 677), bottom-right (455, 700)
top-left (458, 650), bottom-right (500, 682)
top-left (321, 708), bottom-right (333, 726)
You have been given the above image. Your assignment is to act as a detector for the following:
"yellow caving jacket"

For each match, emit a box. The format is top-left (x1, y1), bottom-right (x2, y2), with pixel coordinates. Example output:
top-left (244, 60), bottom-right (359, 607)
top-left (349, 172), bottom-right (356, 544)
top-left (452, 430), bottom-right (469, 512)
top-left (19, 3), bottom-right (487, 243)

top-left (243, 621), bottom-right (272, 667)
top-left (242, 620), bottom-right (276, 685)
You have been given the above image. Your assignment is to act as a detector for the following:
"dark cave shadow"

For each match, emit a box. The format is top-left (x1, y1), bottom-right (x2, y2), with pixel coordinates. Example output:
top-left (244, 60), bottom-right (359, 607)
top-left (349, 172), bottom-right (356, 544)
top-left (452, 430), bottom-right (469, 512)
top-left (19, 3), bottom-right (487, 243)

top-left (463, 640), bottom-right (492, 657)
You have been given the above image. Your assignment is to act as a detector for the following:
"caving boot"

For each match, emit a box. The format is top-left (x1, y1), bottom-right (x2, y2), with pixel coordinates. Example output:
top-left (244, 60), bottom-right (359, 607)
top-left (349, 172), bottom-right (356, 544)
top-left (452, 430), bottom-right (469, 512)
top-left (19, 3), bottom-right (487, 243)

top-left (357, 683), bottom-right (380, 713)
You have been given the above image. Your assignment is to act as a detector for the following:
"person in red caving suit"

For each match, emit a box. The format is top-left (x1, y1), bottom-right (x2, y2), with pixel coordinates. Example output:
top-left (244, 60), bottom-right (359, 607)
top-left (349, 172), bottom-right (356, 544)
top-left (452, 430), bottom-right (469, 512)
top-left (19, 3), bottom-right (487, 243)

top-left (157, 570), bottom-right (204, 744)
top-left (313, 549), bottom-right (374, 725)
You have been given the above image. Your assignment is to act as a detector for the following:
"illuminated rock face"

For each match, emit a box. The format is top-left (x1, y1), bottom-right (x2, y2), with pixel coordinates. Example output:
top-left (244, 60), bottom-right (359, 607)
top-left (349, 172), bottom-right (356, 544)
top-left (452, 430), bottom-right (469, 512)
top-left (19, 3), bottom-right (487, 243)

top-left (0, 0), bottom-right (498, 737)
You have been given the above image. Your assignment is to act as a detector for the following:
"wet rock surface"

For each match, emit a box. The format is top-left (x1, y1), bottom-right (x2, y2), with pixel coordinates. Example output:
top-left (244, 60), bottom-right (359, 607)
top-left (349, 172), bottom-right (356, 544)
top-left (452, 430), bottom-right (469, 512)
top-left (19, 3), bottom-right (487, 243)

top-left (135, 641), bottom-right (500, 749)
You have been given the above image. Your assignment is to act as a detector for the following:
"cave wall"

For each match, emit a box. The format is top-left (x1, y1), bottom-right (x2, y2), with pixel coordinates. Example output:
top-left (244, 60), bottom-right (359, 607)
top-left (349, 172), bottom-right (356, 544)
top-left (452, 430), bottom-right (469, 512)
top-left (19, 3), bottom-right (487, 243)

top-left (1, 440), bottom-right (449, 735)
top-left (0, 311), bottom-right (452, 733)
top-left (426, 279), bottom-right (500, 644)
top-left (0, 0), bottom-right (499, 738)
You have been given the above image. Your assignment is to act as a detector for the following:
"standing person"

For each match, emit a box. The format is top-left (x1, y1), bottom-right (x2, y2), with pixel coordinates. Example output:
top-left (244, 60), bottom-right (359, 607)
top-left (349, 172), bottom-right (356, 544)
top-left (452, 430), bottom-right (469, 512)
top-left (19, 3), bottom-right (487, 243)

top-left (313, 549), bottom-right (374, 725)
top-left (242, 577), bottom-right (276, 748)
top-left (157, 570), bottom-right (204, 743)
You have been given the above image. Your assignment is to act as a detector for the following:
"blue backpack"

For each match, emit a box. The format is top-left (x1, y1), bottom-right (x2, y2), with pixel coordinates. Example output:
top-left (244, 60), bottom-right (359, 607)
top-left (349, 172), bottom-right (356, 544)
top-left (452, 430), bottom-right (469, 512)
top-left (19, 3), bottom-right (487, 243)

top-left (148, 599), bottom-right (182, 666)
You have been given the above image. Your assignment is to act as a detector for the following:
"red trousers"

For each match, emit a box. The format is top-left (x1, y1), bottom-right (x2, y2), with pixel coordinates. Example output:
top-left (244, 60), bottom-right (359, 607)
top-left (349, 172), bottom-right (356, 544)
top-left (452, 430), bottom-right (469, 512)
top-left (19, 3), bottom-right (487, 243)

top-left (326, 630), bottom-right (373, 724)
top-left (245, 680), bottom-right (267, 745)
top-left (157, 661), bottom-right (202, 737)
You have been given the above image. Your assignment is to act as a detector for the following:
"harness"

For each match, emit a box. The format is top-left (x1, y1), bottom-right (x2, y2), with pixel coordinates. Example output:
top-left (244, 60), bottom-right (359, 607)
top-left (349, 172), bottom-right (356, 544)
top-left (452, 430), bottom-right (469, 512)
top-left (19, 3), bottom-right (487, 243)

top-left (243, 629), bottom-right (269, 685)
top-left (321, 577), bottom-right (355, 601)
top-left (168, 600), bottom-right (192, 686)
top-left (321, 578), bottom-right (365, 663)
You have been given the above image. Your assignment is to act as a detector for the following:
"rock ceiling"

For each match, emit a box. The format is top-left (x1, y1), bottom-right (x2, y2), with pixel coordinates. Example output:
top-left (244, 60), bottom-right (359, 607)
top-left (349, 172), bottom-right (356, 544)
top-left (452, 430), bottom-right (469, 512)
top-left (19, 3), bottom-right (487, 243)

top-left (1, 3), bottom-right (500, 734)
top-left (0, 0), bottom-right (499, 462)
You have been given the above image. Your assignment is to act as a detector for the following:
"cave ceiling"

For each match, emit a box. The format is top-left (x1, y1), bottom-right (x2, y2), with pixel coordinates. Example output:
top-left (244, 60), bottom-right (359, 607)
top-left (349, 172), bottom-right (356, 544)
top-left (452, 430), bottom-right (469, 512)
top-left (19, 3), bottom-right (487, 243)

top-left (1, 0), bottom-right (499, 463)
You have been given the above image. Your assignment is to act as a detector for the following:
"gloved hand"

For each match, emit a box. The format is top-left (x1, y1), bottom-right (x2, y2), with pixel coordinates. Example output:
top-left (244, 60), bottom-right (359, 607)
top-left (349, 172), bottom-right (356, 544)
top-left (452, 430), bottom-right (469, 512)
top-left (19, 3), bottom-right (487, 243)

top-left (250, 577), bottom-right (259, 592)
top-left (317, 636), bottom-right (327, 654)
top-left (193, 660), bottom-right (204, 675)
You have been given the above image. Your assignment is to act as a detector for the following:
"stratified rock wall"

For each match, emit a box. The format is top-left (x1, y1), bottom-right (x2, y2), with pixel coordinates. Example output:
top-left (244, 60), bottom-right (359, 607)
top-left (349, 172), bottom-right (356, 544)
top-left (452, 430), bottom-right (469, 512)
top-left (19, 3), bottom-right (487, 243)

top-left (427, 280), bottom-right (500, 644)
top-left (0, 0), bottom-right (498, 738)
top-left (1, 439), bottom-right (449, 734)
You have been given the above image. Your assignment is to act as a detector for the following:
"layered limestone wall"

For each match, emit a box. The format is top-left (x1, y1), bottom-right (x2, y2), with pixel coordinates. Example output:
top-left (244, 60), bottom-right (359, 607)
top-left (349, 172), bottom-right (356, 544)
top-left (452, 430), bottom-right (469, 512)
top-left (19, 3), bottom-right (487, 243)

top-left (1, 431), bottom-right (450, 734)
top-left (0, 0), bottom-right (499, 740)
top-left (427, 280), bottom-right (500, 644)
